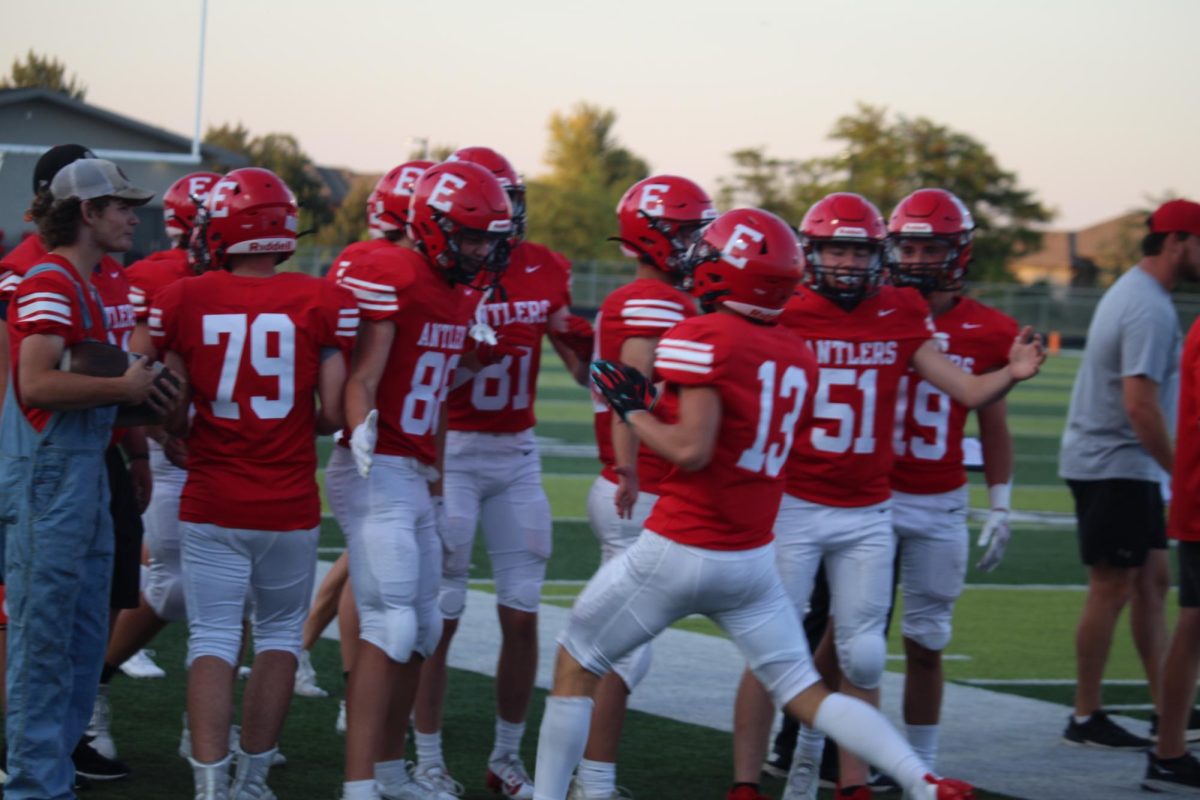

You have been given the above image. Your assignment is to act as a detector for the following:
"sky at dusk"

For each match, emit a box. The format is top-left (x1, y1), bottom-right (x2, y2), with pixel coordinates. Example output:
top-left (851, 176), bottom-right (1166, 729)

top-left (2, 0), bottom-right (1196, 229)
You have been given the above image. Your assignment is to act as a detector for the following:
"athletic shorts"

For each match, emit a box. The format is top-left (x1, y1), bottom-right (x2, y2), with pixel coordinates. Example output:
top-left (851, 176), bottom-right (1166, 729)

top-left (1067, 478), bottom-right (1166, 568)
top-left (106, 445), bottom-right (145, 609)
top-left (1178, 541), bottom-right (1200, 608)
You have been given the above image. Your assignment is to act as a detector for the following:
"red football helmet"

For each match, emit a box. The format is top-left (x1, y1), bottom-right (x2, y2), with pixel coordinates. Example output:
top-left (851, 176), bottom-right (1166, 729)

top-left (162, 171), bottom-right (221, 240)
top-left (407, 161), bottom-right (513, 287)
top-left (799, 192), bottom-right (887, 310)
top-left (448, 147), bottom-right (525, 241)
top-left (686, 208), bottom-right (803, 323)
top-left (615, 175), bottom-right (717, 283)
top-left (371, 160), bottom-right (435, 236)
top-left (194, 168), bottom-right (298, 271)
top-left (886, 188), bottom-right (975, 294)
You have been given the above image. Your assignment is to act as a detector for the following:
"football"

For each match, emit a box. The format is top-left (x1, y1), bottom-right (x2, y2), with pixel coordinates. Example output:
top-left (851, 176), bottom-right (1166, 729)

top-left (59, 339), bottom-right (181, 427)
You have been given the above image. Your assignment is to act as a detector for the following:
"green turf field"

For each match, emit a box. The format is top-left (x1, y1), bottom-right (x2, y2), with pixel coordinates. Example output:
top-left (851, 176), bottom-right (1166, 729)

top-left (91, 348), bottom-right (1117, 800)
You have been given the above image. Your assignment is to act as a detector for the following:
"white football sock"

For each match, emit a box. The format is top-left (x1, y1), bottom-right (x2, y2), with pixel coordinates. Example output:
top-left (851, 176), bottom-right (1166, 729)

top-left (491, 716), bottom-right (527, 762)
top-left (415, 730), bottom-right (444, 768)
top-left (793, 723), bottom-right (825, 764)
top-left (577, 757), bottom-right (617, 798)
top-left (341, 778), bottom-right (379, 800)
top-left (374, 758), bottom-right (409, 790)
top-left (533, 696), bottom-right (594, 800)
top-left (906, 723), bottom-right (939, 771)
top-left (813, 693), bottom-right (930, 796)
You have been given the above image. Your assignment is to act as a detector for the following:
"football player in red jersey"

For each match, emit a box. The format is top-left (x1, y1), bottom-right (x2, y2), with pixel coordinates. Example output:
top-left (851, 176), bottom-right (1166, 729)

top-left (150, 167), bottom-right (358, 800)
top-left (412, 147), bottom-right (588, 799)
top-left (299, 159), bottom-right (436, 713)
top-left (555, 174), bottom-right (715, 800)
top-left (732, 193), bottom-right (1043, 800)
top-left (329, 160), bottom-right (512, 800)
top-left (85, 172), bottom-right (222, 763)
top-left (533, 208), bottom-right (976, 800)
top-left (884, 189), bottom-right (1019, 775)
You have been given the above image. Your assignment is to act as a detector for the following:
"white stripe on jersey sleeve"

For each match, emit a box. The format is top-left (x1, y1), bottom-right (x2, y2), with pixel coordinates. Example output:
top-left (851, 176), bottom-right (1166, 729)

top-left (1, 272), bottom-right (23, 293)
top-left (654, 360), bottom-right (711, 375)
top-left (342, 275), bottom-right (395, 293)
top-left (658, 338), bottom-right (713, 352)
top-left (655, 337), bottom-right (714, 375)
top-left (656, 345), bottom-right (713, 366)
top-left (19, 311), bottom-right (73, 326)
top-left (621, 305), bottom-right (685, 324)
top-left (17, 299), bottom-right (72, 320)
top-left (18, 291), bottom-right (71, 304)
top-left (624, 298), bottom-right (685, 311)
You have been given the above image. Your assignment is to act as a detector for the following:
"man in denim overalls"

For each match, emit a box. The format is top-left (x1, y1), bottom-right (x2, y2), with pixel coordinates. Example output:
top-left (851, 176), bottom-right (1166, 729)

top-left (0, 159), bottom-right (172, 798)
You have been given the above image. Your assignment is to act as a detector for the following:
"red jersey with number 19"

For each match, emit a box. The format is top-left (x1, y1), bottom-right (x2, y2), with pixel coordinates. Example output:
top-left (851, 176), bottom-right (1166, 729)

top-left (338, 247), bottom-right (477, 463)
top-left (890, 296), bottom-right (1018, 495)
top-left (150, 271), bottom-right (358, 530)
top-left (780, 285), bottom-right (933, 507)
top-left (448, 241), bottom-right (572, 433)
top-left (592, 278), bottom-right (696, 493)
top-left (645, 313), bottom-right (817, 551)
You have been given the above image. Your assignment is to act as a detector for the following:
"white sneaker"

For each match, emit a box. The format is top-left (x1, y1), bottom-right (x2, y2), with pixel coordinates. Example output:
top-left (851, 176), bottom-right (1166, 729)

top-left (567, 779), bottom-right (634, 799)
top-left (293, 650), bottom-right (328, 698)
top-left (485, 753), bottom-right (534, 800)
top-left (120, 648), bottom-right (167, 679)
top-left (238, 666), bottom-right (252, 680)
top-left (413, 763), bottom-right (463, 797)
top-left (378, 761), bottom-right (458, 799)
top-left (336, 700), bottom-right (347, 735)
top-left (781, 753), bottom-right (819, 800)
top-left (86, 689), bottom-right (117, 759)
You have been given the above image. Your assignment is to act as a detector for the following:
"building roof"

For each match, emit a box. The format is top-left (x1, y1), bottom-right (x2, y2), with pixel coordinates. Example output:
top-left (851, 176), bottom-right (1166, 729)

top-left (0, 87), bottom-right (248, 166)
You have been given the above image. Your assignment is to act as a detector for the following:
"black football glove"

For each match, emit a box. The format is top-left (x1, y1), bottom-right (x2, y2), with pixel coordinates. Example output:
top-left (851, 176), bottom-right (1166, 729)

top-left (590, 360), bottom-right (657, 422)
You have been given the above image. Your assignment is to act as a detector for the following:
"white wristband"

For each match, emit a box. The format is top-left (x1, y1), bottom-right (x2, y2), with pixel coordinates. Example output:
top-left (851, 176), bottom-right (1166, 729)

top-left (988, 482), bottom-right (1013, 511)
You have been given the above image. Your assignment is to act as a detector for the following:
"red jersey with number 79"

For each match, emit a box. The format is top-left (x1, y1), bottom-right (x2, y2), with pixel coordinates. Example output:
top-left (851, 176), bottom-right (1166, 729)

top-left (150, 270), bottom-right (358, 530)
top-left (338, 247), bottom-right (477, 463)
top-left (645, 312), bottom-right (816, 551)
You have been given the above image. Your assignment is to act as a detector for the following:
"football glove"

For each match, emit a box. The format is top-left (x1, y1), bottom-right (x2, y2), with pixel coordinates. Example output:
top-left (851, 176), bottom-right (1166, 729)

top-left (975, 508), bottom-right (1011, 573)
top-left (477, 322), bottom-right (540, 365)
top-left (556, 313), bottom-right (595, 362)
top-left (350, 409), bottom-right (378, 478)
top-left (590, 360), bottom-right (657, 422)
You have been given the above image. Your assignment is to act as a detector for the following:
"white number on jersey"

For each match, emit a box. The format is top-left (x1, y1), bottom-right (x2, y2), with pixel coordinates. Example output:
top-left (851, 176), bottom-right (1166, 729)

top-left (470, 347), bottom-right (533, 412)
top-left (892, 375), bottom-right (950, 460)
top-left (737, 360), bottom-right (809, 477)
top-left (202, 313), bottom-right (296, 420)
top-left (403, 350), bottom-right (462, 435)
top-left (811, 367), bottom-right (878, 454)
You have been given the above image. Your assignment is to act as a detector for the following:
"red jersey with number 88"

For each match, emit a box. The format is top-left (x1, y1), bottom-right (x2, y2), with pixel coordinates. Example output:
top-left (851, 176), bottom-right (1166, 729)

top-left (645, 313), bottom-right (817, 550)
top-left (448, 241), bottom-right (572, 433)
top-left (338, 247), bottom-right (476, 463)
top-left (151, 271), bottom-right (359, 530)
top-left (780, 285), bottom-right (932, 507)
top-left (890, 296), bottom-right (1017, 495)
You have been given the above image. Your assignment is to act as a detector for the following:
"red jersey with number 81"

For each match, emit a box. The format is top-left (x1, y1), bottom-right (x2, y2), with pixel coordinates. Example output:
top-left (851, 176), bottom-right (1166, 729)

top-left (890, 296), bottom-right (1017, 495)
top-left (645, 313), bottom-right (817, 550)
top-left (338, 247), bottom-right (476, 463)
top-left (780, 285), bottom-right (932, 507)
top-left (592, 278), bottom-right (696, 493)
top-left (448, 241), bottom-right (572, 433)
top-left (151, 271), bottom-right (358, 530)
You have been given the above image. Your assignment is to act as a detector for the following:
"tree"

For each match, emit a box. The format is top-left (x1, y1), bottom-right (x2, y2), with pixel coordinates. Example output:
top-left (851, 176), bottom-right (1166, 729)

top-left (525, 103), bottom-right (650, 260)
top-left (719, 104), bottom-right (1054, 281)
top-left (204, 123), bottom-right (333, 235)
top-left (313, 178), bottom-right (374, 247)
top-left (1, 50), bottom-right (87, 100)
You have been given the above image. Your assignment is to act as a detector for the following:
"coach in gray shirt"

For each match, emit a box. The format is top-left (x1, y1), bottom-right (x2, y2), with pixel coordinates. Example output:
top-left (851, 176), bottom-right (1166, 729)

top-left (1059, 199), bottom-right (1200, 750)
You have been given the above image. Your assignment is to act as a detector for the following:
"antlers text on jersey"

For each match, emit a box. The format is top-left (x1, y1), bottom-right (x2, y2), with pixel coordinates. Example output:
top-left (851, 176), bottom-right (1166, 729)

top-left (808, 339), bottom-right (900, 366)
top-left (416, 322), bottom-right (468, 349)
top-left (477, 298), bottom-right (551, 327)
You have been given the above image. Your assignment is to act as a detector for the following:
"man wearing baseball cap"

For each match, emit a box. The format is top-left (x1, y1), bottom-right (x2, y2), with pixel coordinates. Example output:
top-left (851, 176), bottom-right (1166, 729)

top-left (0, 156), bottom-right (175, 800)
top-left (1060, 197), bottom-right (1200, 753)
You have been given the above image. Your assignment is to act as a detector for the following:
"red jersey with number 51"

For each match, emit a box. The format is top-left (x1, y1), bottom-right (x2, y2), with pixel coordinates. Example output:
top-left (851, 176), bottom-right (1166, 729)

top-left (151, 271), bottom-right (358, 530)
top-left (592, 278), bottom-right (696, 493)
top-left (448, 241), bottom-right (572, 433)
top-left (890, 296), bottom-right (1018, 495)
top-left (645, 313), bottom-right (816, 551)
top-left (338, 247), bottom-right (476, 463)
top-left (780, 285), bottom-right (932, 507)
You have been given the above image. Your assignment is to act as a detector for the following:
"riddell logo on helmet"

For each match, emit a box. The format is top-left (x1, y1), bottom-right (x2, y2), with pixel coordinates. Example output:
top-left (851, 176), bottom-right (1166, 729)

top-left (248, 240), bottom-right (293, 253)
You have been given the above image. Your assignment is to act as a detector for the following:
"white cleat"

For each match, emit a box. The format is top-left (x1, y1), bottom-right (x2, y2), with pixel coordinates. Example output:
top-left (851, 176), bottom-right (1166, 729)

top-left (780, 753), bottom-right (819, 800)
top-left (413, 763), bottom-right (464, 797)
top-left (485, 753), bottom-right (534, 799)
top-left (293, 650), bottom-right (329, 698)
top-left (120, 648), bottom-right (167, 679)
top-left (378, 761), bottom-right (459, 799)
top-left (567, 779), bottom-right (635, 799)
